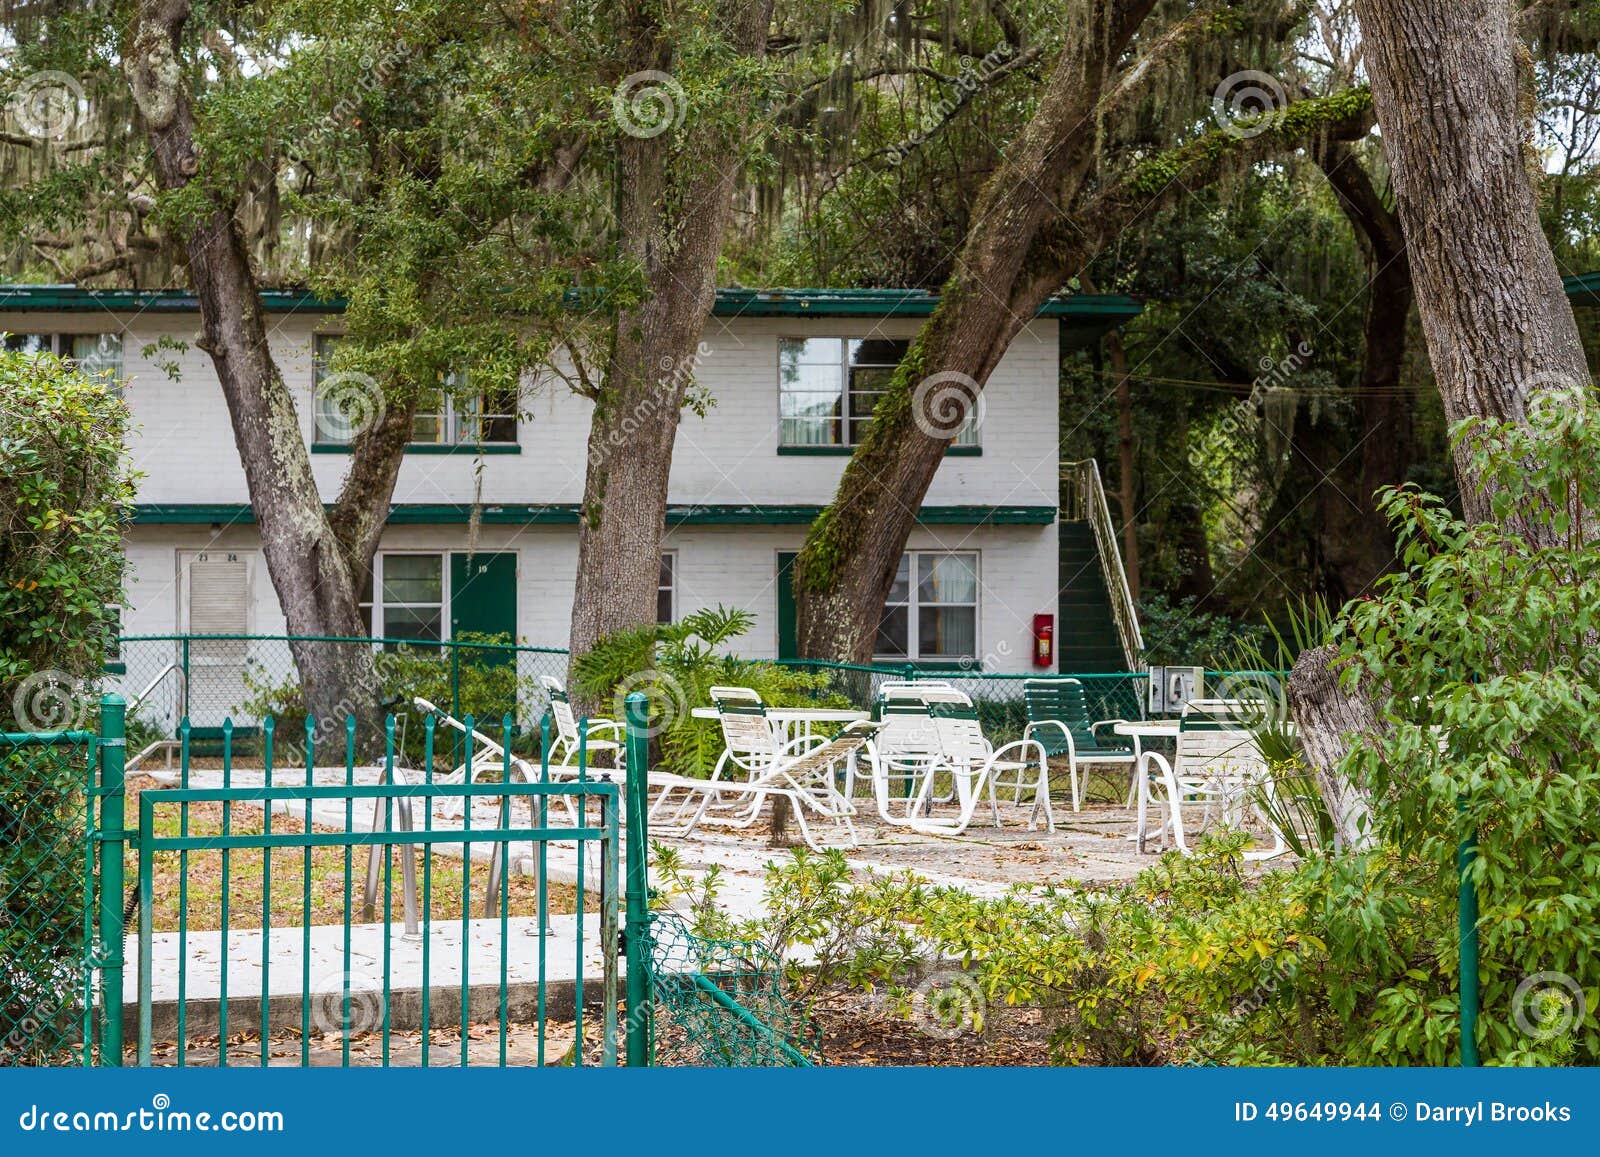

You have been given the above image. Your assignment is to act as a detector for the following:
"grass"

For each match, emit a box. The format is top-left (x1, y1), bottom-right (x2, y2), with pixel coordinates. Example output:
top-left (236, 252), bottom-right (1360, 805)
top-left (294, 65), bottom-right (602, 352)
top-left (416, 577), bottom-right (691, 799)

top-left (125, 775), bottom-right (593, 934)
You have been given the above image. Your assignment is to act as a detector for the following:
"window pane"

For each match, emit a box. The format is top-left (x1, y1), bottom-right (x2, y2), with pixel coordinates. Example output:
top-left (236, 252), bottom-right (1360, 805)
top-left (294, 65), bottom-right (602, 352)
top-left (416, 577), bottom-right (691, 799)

top-left (71, 334), bottom-right (122, 379)
top-left (780, 338), bottom-right (842, 368)
top-left (657, 588), bottom-right (673, 624)
top-left (782, 418), bottom-right (840, 446)
top-left (875, 606), bottom-right (908, 657)
top-left (917, 553), bottom-right (977, 604)
top-left (658, 553), bottom-right (674, 587)
top-left (847, 387), bottom-right (885, 418)
top-left (918, 606), bottom-right (976, 658)
top-left (780, 390), bottom-right (844, 420)
top-left (886, 555), bottom-right (911, 604)
top-left (848, 339), bottom-right (908, 367)
top-left (383, 604), bottom-right (442, 642)
top-left (3, 333), bottom-right (52, 355)
top-left (381, 555), bottom-right (443, 604)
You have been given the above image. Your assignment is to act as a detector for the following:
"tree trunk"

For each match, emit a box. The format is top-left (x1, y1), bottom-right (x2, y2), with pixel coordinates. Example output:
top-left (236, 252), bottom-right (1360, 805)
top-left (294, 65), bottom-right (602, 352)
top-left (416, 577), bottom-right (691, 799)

top-left (1311, 142), bottom-right (1415, 600)
top-left (565, 0), bottom-right (774, 695)
top-left (126, 0), bottom-right (417, 745)
top-left (794, 9), bottom-right (1143, 662)
top-left (1285, 644), bottom-right (1376, 850)
top-left (1353, 0), bottom-right (1593, 543)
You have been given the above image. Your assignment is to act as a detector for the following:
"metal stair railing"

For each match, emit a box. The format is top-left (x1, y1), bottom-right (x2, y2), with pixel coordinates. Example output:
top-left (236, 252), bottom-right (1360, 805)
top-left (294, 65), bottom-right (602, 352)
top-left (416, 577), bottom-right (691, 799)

top-left (1060, 458), bottom-right (1144, 671)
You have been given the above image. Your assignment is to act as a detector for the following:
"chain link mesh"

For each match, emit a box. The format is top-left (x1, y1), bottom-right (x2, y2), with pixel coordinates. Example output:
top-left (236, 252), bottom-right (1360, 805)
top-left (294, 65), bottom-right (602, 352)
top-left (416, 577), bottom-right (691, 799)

top-left (0, 733), bottom-right (92, 1065)
top-left (647, 912), bottom-right (820, 1067)
top-left (115, 636), bottom-right (569, 742)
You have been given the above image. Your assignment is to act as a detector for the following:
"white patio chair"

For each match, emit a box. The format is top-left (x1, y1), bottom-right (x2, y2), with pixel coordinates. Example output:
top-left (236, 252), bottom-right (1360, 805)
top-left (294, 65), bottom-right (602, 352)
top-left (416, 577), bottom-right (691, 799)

top-left (905, 705), bottom-right (1054, 836)
top-left (870, 699), bottom-right (945, 823)
top-left (410, 695), bottom-right (577, 825)
top-left (661, 720), bottom-right (883, 851)
top-left (1136, 718), bottom-right (1286, 859)
top-left (540, 675), bottom-right (626, 776)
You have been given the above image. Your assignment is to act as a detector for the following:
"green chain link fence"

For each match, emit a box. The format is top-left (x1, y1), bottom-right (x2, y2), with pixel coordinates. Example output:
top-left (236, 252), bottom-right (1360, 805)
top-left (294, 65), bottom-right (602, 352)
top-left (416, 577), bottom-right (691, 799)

top-left (1, 728), bottom-right (96, 1066)
top-left (112, 636), bottom-right (1278, 753)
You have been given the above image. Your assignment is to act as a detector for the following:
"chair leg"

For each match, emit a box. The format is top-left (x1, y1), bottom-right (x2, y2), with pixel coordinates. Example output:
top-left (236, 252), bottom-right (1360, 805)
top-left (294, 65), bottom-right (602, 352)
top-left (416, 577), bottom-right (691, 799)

top-left (1069, 760), bottom-right (1081, 813)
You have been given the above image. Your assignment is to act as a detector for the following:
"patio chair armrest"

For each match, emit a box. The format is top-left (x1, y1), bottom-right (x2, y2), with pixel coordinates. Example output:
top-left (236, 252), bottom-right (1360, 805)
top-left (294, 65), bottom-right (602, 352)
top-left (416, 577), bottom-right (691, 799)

top-left (584, 718), bottom-right (624, 741)
top-left (779, 732), bottom-right (829, 756)
top-left (987, 737), bottom-right (1048, 770)
top-left (1024, 719), bottom-right (1075, 757)
top-left (1091, 718), bottom-right (1130, 736)
top-left (1139, 749), bottom-right (1174, 795)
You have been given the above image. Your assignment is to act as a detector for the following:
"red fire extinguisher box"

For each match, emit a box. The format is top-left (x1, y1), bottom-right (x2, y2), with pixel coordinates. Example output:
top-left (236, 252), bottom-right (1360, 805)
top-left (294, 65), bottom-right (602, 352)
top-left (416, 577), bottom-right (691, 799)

top-left (1032, 613), bottom-right (1054, 668)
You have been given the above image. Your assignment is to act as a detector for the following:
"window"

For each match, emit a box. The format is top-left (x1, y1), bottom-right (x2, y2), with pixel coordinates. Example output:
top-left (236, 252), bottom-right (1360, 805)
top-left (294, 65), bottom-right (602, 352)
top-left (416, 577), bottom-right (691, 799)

top-left (657, 553), bottom-right (676, 624)
top-left (875, 551), bottom-right (979, 662)
top-left (3, 332), bottom-right (123, 387)
top-left (362, 554), bottom-right (445, 644)
top-left (313, 336), bottom-right (517, 446)
top-left (778, 337), bottom-right (978, 448)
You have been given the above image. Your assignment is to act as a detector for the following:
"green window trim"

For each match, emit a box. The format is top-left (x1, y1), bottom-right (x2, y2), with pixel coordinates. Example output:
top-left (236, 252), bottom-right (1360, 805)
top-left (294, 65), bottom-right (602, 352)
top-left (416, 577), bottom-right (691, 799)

top-left (776, 445), bottom-right (981, 457)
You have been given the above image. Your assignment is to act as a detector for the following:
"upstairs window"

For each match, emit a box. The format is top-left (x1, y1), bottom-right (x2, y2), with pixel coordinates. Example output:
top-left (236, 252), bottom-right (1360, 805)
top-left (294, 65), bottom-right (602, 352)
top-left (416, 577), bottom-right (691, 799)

top-left (313, 336), bottom-right (517, 446)
top-left (778, 337), bottom-right (978, 448)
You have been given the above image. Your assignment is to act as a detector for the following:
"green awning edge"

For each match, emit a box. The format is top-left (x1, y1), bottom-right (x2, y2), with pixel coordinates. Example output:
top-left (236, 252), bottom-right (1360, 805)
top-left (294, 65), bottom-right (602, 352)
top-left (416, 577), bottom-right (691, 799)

top-left (0, 283), bottom-right (1140, 323)
top-left (131, 502), bottom-right (1058, 527)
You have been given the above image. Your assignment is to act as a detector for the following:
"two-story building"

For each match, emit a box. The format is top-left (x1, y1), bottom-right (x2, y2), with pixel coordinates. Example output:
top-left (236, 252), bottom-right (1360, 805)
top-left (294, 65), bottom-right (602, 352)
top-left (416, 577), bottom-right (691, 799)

top-left (1, 285), bottom-right (1140, 688)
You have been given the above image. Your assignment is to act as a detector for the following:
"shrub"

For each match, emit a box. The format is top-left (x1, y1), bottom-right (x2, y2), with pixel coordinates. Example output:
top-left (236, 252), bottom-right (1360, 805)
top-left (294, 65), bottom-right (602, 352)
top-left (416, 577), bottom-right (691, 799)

top-left (572, 606), bottom-right (850, 777)
top-left (0, 349), bottom-right (134, 1062)
top-left (239, 633), bottom-right (539, 764)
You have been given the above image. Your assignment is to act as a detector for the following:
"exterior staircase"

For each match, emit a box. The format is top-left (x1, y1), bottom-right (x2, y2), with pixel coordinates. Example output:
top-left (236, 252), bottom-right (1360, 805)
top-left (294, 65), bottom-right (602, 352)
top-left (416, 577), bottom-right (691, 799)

top-left (1058, 460), bottom-right (1143, 673)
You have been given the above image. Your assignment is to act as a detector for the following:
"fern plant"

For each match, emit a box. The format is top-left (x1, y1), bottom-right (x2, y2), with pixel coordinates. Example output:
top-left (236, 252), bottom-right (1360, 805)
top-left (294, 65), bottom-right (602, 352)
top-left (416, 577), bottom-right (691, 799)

top-left (571, 605), bottom-right (849, 777)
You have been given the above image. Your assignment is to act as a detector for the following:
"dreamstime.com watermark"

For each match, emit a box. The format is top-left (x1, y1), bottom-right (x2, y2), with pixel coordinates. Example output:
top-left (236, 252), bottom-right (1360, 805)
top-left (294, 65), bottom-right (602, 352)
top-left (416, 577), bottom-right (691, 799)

top-left (1212, 70), bottom-right (1289, 140)
top-left (1188, 341), bottom-right (1311, 469)
top-left (612, 70), bottom-right (687, 139)
top-left (16, 1094), bottom-right (284, 1134)
top-left (1512, 971), bottom-right (1589, 1041)
top-left (10, 668), bottom-right (92, 733)
top-left (885, 45), bottom-right (1015, 165)
top-left (6, 70), bottom-right (87, 141)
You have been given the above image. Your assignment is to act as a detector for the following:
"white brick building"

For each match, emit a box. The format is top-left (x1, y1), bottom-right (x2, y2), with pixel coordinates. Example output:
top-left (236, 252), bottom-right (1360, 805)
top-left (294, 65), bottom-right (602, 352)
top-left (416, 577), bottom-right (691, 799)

top-left (2, 285), bottom-right (1138, 680)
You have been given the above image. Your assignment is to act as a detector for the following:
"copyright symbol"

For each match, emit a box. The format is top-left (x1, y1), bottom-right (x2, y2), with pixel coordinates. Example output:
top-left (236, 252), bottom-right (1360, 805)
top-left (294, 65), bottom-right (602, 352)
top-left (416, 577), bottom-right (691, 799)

top-left (1388, 1102), bottom-right (1407, 1121)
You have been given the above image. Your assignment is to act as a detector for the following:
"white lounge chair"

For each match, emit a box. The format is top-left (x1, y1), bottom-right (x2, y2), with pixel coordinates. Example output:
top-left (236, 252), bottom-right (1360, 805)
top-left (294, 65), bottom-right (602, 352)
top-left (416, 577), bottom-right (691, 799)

top-left (660, 720), bottom-right (883, 852)
top-left (540, 675), bottom-right (625, 776)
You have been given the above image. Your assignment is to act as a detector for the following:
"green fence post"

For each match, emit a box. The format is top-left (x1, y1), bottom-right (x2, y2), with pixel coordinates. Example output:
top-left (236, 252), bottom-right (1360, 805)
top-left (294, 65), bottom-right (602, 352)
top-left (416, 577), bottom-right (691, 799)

top-left (1458, 797), bottom-right (1480, 1067)
top-left (623, 691), bottom-right (652, 1066)
top-left (97, 694), bottom-right (127, 1066)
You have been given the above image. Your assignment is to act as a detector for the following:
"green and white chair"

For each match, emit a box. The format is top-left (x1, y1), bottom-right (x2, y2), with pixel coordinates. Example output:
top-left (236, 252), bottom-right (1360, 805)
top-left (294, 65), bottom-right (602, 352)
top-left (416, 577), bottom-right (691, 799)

top-left (1021, 678), bottom-right (1137, 812)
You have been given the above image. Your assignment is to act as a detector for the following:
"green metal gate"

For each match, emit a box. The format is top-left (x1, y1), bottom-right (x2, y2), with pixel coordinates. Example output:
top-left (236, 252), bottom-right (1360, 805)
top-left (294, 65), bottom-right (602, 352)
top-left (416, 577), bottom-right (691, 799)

top-left (123, 709), bottom-right (623, 1067)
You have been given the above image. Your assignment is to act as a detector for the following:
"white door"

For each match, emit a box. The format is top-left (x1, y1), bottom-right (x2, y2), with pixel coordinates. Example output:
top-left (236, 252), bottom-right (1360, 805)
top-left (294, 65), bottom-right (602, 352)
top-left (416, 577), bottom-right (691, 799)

top-left (177, 550), bottom-right (256, 728)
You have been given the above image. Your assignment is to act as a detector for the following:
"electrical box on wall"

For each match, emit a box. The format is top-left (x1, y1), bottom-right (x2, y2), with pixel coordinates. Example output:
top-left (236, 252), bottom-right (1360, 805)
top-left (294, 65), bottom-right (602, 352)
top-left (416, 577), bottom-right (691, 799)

top-left (1147, 665), bottom-right (1204, 714)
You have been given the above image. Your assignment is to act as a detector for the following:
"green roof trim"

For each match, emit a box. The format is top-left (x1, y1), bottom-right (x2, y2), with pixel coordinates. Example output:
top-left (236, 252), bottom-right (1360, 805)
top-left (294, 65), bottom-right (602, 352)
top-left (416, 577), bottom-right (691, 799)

top-left (132, 502), bottom-right (1056, 527)
top-left (1565, 271), bottom-right (1600, 307)
top-left (0, 283), bottom-right (1139, 323)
